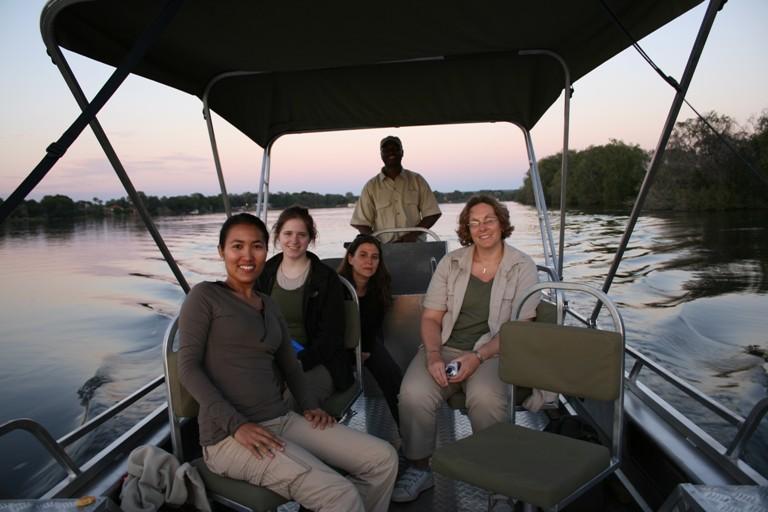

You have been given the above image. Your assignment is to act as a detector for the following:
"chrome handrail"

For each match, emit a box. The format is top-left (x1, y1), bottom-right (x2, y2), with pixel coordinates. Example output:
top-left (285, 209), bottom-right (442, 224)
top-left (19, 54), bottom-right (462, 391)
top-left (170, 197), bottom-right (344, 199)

top-left (58, 375), bottom-right (165, 448)
top-left (727, 398), bottom-right (768, 460)
top-left (0, 419), bottom-right (81, 478)
top-left (371, 226), bottom-right (441, 242)
top-left (625, 346), bottom-right (745, 428)
top-left (1, 373), bottom-right (166, 497)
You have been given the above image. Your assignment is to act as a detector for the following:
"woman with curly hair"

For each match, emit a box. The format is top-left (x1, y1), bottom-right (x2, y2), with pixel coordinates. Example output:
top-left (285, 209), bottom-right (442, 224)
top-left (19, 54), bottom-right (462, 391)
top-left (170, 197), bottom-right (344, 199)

top-left (392, 195), bottom-right (540, 503)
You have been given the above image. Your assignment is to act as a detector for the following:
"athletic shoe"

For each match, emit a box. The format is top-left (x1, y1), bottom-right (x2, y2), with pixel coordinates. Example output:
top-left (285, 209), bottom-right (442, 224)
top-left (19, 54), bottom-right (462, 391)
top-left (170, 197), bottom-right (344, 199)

top-left (391, 467), bottom-right (434, 502)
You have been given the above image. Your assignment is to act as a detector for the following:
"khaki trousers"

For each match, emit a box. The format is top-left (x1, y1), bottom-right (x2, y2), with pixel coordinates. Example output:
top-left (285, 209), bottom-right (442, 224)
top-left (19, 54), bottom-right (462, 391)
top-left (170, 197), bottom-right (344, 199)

top-left (399, 346), bottom-right (509, 460)
top-left (204, 412), bottom-right (397, 512)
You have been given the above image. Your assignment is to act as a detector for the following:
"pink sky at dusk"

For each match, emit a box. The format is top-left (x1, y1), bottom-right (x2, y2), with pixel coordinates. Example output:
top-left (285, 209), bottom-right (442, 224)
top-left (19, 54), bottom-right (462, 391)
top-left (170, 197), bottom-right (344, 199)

top-left (1, 1), bottom-right (766, 202)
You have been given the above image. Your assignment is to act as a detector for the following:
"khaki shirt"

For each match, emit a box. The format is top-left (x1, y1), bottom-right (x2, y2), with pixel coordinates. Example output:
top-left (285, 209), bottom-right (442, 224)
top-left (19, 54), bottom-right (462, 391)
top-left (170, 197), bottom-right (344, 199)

top-left (350, 168), bottom-right (441, 243)
top-left (422, 243), bottom-right (540, 351)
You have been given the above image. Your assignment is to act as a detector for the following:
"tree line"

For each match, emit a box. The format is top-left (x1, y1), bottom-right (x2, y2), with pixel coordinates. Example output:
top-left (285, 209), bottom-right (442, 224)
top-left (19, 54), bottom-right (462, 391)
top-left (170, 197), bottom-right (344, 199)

top-left (4, 110), bottom-right (765, 220)
top-left (514, 110), bottom-right (768, 210)
top-left (1, 189), bottom-right (517, 221)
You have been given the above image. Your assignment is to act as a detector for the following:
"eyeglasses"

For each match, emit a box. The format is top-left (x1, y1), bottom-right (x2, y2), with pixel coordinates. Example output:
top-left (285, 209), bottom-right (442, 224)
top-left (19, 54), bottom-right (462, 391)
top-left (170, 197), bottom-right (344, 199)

top-left (467, 217), bottom-right (499, 229)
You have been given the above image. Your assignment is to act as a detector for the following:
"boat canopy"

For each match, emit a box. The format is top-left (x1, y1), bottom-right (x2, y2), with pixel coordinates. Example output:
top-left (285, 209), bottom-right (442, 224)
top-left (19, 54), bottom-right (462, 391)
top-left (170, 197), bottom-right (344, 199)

top-left (43, 0), bottom-right (701, 148)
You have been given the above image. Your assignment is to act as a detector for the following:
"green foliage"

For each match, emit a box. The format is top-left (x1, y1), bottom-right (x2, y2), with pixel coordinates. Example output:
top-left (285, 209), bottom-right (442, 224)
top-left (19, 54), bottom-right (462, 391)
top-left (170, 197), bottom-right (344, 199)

top-left (40, 195), bottom-right (78, 218)
top-left (516, 110), bottom-right (768, 211)
top-left (518, 141), bottom-right (647, 210)
top-left (648, 110), bottom-right (768, 210)
top-left (433, 189), bottom-right (518, 204)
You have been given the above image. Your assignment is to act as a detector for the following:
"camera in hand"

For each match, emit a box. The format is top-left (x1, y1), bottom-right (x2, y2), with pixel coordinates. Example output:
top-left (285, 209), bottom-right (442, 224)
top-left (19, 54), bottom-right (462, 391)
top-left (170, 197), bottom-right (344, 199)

top-left (445, 361), bottom-right (461, 377)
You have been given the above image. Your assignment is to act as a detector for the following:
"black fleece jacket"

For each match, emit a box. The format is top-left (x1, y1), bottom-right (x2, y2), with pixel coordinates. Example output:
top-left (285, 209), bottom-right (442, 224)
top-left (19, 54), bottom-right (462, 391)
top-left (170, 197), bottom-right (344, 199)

top-left (256, 251), bottom-right (353, 391)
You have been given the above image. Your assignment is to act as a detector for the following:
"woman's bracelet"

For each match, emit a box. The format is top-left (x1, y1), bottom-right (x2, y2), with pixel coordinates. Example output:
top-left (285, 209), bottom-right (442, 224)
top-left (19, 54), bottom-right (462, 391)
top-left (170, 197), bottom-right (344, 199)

top-left (472, 350), bottom-right (485, 363)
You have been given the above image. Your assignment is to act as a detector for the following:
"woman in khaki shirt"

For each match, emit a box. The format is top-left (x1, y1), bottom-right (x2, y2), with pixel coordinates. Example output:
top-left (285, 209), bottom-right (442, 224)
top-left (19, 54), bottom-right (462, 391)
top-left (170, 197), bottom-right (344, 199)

top-left (391, 195), bottom-right (539, 503)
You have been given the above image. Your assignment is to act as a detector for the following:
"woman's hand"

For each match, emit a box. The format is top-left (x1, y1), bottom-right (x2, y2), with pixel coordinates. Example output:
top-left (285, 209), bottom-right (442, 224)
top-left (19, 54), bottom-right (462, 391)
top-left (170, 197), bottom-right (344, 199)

top-left (233, 423), bottom-right (285, 459)
top-left (303, 408), bottom-right (336, 429)
top-left (361, 351), bottom-right (371, 363)
top-left (446, 352), bottom-right (482, 384)
top-left (426, 350), bottom-right (449, 388)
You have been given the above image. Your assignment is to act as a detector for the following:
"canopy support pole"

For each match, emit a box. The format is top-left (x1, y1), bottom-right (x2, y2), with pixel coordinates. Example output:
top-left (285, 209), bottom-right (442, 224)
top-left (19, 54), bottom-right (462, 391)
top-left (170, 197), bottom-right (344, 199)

top-left (34, 0), bottom-right (189, 293)
top-left (202, 102), bottom-right (232, 218)
top-left (257, 139), bottom-right (276, 222)
top-left (520, 50), bottom-right (572, 281)
top-left (591, 0), bottom-right (724, 323)
top-left (33, 0), bottom-right (189, 293)
top-left (521, 128), bottom-right (558, 274)
top-left (0, 0), bottom-right (183, 225)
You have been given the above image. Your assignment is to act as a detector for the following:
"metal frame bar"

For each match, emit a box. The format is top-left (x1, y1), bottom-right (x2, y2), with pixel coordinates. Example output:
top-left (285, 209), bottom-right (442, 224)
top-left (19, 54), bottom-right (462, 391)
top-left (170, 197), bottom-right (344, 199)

top-left (45, 405), bottom-right (169, 499)
top-left (337, 275), bottom-right (365, 411)
top-left (0, 0), bottom-right (182, 222)
top-left (521, 128), bottom-right (559, 275)
top-left (727, 398), bottom-right (768, 460)
top-left (36, 0), bottom-right (190, 293)
top-left (0, 386), bottom-right (169, 498)
top-left (202, 101), bottom-right (232, 217)
top-left (519, 50), bottom-right (571, 281)
top-left (259, 138), bottom-right (279, 222)
top-left (627, 379), bottom-right (767, 485)
top-left (626, 346), bottom-right (744, 427)
top-left (201, 71), bottom-right (276, 218)
top-left (58, 375), bottom-right (164, 448)
top-left (371, 226), bottom-right (441, 241)
top-left (162, 315), bottom-right (186, 461)
top-left (592, 0), bottom-right (725, 322)
top-left (628, 345), bottom-right (767, 472)
top-left (0, 419), bottom-right (81, 478)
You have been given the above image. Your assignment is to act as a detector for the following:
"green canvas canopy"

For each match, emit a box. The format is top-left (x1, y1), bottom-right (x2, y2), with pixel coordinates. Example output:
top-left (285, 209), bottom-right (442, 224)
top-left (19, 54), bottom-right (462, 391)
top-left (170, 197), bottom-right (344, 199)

top-left (42, 0), bottom-right (702, 148)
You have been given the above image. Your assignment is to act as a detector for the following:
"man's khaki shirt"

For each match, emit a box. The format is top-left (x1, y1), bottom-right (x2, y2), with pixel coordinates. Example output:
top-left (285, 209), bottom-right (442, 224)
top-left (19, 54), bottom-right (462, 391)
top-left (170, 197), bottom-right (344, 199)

top-left (350, 168), bottom-right (441, 242)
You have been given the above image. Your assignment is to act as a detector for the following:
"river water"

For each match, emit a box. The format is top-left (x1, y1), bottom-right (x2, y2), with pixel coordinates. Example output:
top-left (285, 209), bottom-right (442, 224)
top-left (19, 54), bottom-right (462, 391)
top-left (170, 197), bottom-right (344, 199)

top-left (1, 203), bottom-right (766, 497)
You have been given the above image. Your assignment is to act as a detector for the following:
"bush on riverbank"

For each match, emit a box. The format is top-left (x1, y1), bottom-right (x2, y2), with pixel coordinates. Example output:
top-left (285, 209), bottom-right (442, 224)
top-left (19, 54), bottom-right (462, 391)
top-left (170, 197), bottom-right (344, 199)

top-left (515, 110), bottom-right (768, 211)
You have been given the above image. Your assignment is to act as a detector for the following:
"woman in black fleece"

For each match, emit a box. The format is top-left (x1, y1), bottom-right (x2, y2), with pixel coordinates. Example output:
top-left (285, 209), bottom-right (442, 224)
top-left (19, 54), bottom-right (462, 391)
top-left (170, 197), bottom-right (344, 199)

top-left (256, 206), bottom-right (353, 405)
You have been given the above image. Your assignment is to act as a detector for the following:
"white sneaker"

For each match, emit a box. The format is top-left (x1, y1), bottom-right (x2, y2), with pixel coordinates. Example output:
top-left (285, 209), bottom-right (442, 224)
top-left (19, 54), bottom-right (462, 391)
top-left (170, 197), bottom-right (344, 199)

top-left (489, 494), bottom-right (514, 512)
top-left (391, 467), bottom-right (434, 502)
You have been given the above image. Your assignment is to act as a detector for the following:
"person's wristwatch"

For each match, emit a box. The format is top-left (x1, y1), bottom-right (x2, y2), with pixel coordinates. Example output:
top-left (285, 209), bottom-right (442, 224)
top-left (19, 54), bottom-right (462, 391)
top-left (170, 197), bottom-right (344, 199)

top-left (472, 350), bottom-right (484, 363)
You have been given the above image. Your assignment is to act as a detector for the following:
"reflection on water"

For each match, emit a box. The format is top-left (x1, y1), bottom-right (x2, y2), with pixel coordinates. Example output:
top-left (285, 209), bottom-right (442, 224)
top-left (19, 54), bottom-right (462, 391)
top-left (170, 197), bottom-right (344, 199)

top-left (1, 205), bottom-right (766, 497)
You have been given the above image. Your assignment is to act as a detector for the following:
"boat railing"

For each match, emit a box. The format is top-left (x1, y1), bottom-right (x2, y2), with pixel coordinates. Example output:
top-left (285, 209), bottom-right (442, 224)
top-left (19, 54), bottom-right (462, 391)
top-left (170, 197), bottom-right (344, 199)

top-left (624, 347), bottom-right (768, 484)
top-left (371, 226), bottom-right (441, 242)
top-left (0, 375), bottom-right (167, 498)
top-left (523, 276), bottom-right (767, 484)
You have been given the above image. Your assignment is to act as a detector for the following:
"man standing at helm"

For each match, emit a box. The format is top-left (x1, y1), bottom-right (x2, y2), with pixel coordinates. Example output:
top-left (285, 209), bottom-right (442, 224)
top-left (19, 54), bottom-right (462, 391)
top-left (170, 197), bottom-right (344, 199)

top-left (351, 136), bottom-right (442, 243)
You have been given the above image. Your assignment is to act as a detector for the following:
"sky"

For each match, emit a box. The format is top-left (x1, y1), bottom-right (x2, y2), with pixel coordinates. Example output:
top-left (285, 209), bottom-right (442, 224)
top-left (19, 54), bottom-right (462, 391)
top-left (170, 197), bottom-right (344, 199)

top-left (0, 1), bottom-right (766, 202)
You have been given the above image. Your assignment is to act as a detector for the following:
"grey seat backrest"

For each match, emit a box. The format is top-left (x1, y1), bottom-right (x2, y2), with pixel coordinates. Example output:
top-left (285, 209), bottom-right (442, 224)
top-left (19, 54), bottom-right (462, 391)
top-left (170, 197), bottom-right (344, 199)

top-left (382, 241), bottom-right (447, 295)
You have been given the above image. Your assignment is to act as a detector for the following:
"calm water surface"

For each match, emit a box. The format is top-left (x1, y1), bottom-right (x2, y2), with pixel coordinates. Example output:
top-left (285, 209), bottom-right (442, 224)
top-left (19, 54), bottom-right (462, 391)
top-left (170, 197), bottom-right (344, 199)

top-left (1, 203), bottom-right (766, 497)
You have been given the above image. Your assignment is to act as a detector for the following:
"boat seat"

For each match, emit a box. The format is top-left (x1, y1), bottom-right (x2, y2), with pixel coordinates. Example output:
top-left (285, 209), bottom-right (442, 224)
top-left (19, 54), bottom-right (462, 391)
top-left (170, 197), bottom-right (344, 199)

top-left (319, 274), bottom-right (363, 420)
top-left (445, 300), bottom-right (558, 413)
top-left (162, 317), bottom-right (288, 512)
top-left (432, 283), bottom-right (625, 511)
top-left (382, 241), bottom-right (446, 295)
